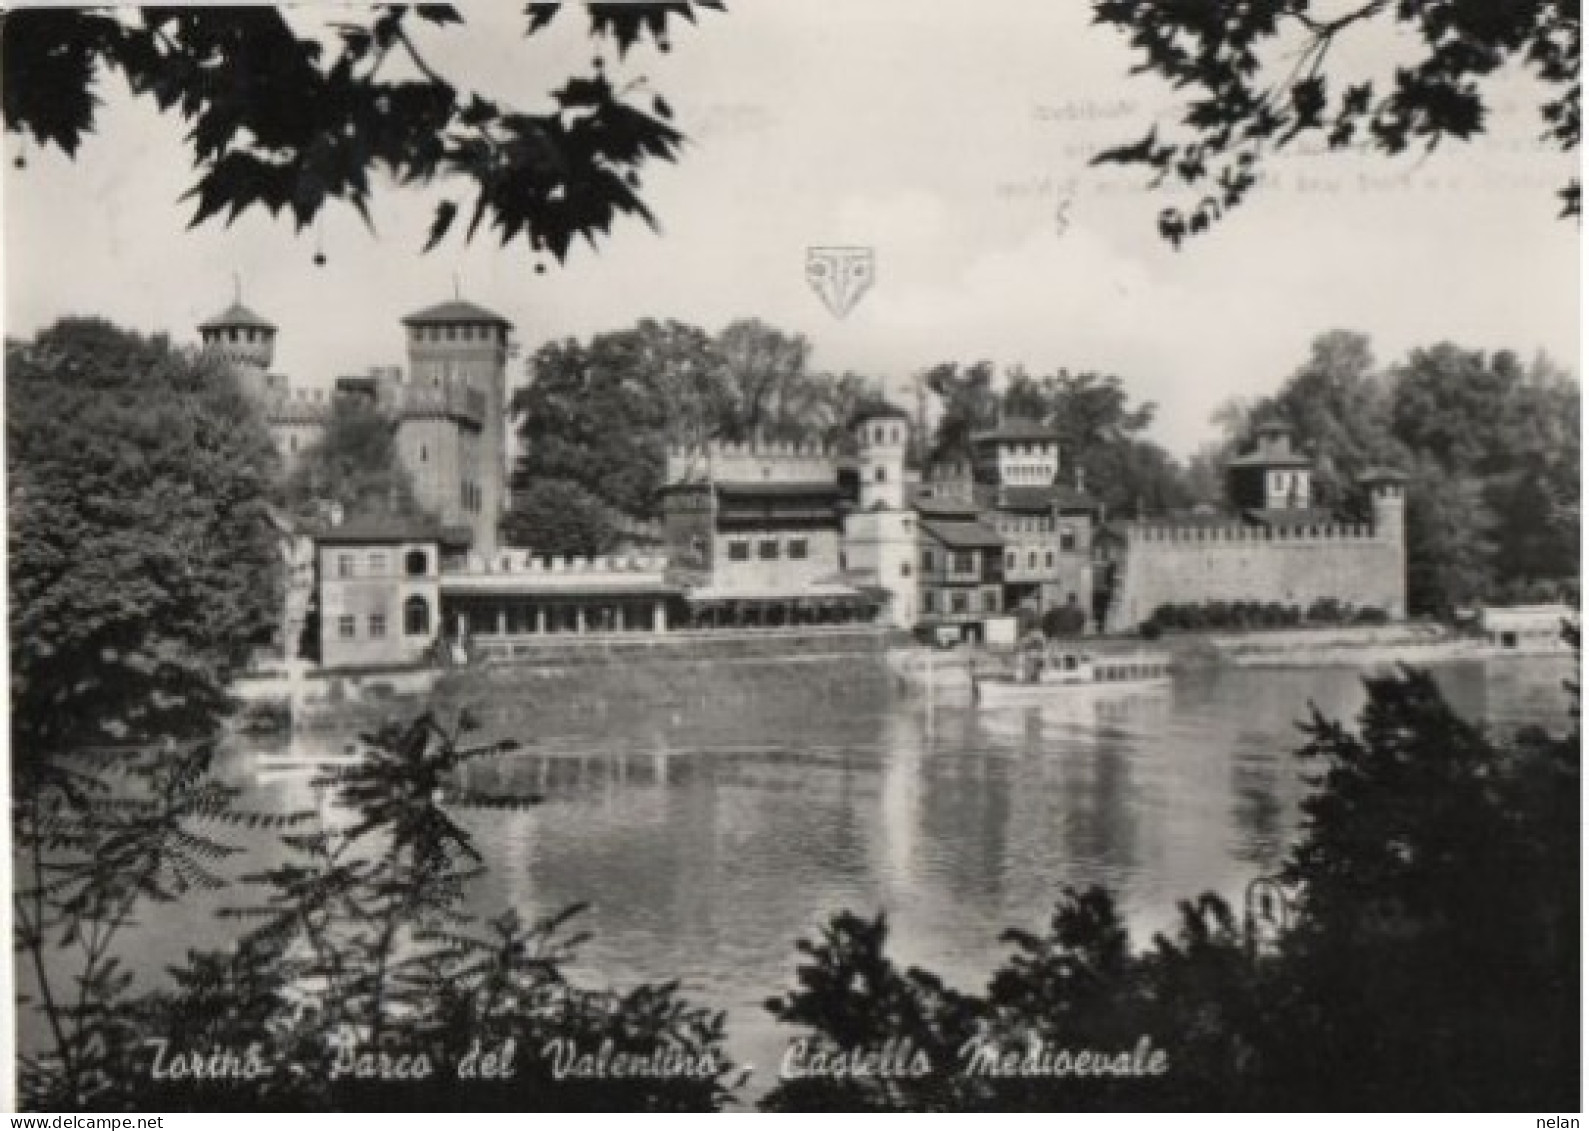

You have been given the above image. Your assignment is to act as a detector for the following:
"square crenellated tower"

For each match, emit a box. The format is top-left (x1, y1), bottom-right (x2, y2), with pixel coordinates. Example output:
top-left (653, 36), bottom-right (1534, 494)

top-left (397, 299), bottom-right (513, 555)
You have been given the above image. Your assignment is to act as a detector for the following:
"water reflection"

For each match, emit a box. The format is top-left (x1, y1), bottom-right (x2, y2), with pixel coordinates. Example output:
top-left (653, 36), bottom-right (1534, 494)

top-left (69, 655), bottom-right (1571, 1084)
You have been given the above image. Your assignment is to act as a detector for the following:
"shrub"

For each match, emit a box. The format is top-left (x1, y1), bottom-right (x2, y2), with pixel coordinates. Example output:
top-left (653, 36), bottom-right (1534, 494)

top-left (1040, 605), bottom-right (1088, 639)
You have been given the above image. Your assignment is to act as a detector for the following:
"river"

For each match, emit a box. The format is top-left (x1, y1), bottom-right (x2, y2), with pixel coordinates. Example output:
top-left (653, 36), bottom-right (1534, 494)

top-left (259, 654), bottom-right (1576, 1091)
top-left (20, 654), bottom-right (1576, 1099)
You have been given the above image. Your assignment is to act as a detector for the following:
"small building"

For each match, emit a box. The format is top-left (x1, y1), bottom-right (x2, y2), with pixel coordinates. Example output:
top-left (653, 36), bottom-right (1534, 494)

top-left (441, 551), bottom-right (681, 657)
top-left (989, 484), bottom-right (1098, 623)
top-left (1478, 604), bottom-right (1578, 652)
top-left (660, 442), bottom-right (881, 628)
top-left (971, 419), bottom-right (1061, 487)
top-left (316, 518), bottom-right (465, 669)
top-left (917, 499), bottom-right (1006, 643)
top-left (1227, 421), bottom-right (1314, 512)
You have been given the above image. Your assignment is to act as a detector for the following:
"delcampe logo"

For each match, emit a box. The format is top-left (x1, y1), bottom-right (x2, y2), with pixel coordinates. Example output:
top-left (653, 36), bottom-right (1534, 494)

top-left (805, 246), bottom-right (875, 318)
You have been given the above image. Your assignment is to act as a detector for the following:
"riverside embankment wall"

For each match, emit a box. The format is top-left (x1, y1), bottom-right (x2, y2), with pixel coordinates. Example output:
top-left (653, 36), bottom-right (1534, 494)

top-left (289, 628), bottom-right (894, 733)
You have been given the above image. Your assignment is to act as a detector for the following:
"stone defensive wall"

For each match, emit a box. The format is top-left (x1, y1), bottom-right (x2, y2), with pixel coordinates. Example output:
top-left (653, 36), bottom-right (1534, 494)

top-left (665, 441), bottom-right (836, 485)
top-left (264, 387), bottom-right (334, 425)
top-left (1106, 520), bottom-right (1404, 633)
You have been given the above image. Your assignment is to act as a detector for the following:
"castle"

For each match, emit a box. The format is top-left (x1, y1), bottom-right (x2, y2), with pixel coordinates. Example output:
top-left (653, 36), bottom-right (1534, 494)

top-left (199, 294), bottom-right (511, 555)
top-left (1097, 422), bottom-right (1407, 632)
top-left (201, 295), bottom-right (1407, 667)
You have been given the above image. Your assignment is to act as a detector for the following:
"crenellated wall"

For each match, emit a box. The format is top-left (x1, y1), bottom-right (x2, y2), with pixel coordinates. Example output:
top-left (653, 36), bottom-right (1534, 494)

top-left (665, 441), bottom-right (835, 486)
top-left (1105, 520), bottom-right (1405, 632)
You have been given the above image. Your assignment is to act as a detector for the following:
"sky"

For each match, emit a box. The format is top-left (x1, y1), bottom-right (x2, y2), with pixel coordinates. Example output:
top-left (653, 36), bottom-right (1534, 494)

top-left (3, 0), bottom-right (1580, 457)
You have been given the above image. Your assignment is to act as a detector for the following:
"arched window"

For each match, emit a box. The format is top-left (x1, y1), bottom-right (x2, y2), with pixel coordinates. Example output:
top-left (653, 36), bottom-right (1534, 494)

top-left (405, 549), bottom-right (429, 576)
top-left (404, 595), bottom-right (432, 636)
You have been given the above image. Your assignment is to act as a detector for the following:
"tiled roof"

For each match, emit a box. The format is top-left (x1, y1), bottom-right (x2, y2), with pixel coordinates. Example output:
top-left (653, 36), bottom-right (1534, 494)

top-left (400, 299), bottom-right (512, 327)
top-left (848, 402), bottom-right (913, 427)
top-left (973, 418), bottom-right (1057, 444)
top-left (920, 518), bottom-right (1005, 549)
top-left (714, 482), bottom-right (842, 499)
top-left (1359, 466), bottom-right (1409, 482)
top-left (199, 302), bottom-right (276, 331)
top-left (1226, 448), bottom-right (1313, 469)
top-left (1051, 487), bottom-right (1100, 512)
top-left (913, 495), bottom-right (982, 518)
top-left (314, 518), bottom-right (473, 546)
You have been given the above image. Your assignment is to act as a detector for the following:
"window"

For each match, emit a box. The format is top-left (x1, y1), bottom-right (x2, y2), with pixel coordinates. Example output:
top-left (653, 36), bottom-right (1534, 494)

top-left (728, 540), bottom-right (750, 562)
top-left (337, 554), bottom-right (355, 579)
top-left (368, 613), bottom-right (386, 639)
top-left (338, 615), bottom-right (356, 640)
top-left (405, 549), bottom-right (429, 576)
top-left (953, 551), bottom-right (976, 574)
top-left (951, 592), bottom-right (969, 615)
top-left (758, 539), bottom-right (780, 560)
top-left (404, 596), bottom-right (431, 636)
top-left (901, 562), bottom-right (912, 577)
top-left (1060, 529), bottom-right (1077, 552)
top-left (788, 539), bottom-right (808, 560)
top-left (1045, 550), bottom-right (1055, 569)
top-left (288, 435), bottom-right (297, 453)
top-left (874, 426), bottom-right (884, 443)
top-left (922, 549), bottom-right (935, 571)
top-left (1006, 550), bottom-right (1016, 570)
top-left (421, 445), bottom-right (428, 463)
top-left (1028, 551), bottom-right (1038, 569)
top-left (923, 590), bottom-right (937, 614)
top-left (368, 552), bottom-right (387, 575)
top-left (983, 591), bottom-right (999, 613)
top-left (875, 467), bottom-right (887, 482)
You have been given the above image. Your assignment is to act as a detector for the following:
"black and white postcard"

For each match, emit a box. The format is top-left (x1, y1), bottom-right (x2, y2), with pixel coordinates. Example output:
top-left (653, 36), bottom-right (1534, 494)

top-left (4, 1), bottom-right (1580, 1115)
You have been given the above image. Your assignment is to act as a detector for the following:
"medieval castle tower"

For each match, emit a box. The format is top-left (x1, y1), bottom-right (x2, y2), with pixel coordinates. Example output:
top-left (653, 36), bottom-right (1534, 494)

top-left (200, 293), bottom-right (513, 556)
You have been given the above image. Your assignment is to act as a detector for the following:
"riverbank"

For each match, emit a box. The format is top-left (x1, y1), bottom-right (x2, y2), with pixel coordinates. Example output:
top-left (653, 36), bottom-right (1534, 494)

top-left (1168, 622), bottom-right (1574, 668)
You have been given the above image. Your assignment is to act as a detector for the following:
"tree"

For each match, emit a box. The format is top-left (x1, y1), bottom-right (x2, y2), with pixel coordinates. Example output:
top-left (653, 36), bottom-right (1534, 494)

top-left (501, 478), bottom-right (621, 558)
top-left (715, 319), bottom-right (823, 443)
top-left (1091, 0), bottom-right (1581, 245)
top-left (3, 3), bottom-right (721, 260)
top-left (921, 360), bottom-right (999, 466)
top-left (509, 320), bottom-right (725, 525)
top-left (1244, 330), bottom-right (1403, 510)
top-left (282, 394), bottom-right (429, 523)
top-left (7, 317), bottom-right (282, 765)
top-left (923, 361), bottom-right (1188, 515)
top-left (507, 318), bottom-right (889, 542)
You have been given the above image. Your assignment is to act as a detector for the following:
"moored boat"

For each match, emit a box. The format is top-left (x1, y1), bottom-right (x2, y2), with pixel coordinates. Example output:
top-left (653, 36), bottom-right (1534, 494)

top-left (971, 639), bottom-right (1173, 706)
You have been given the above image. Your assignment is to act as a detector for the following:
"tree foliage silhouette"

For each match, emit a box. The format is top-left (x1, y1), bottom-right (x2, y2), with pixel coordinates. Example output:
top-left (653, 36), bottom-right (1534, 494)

top-left (2, 3), bottom-right (722, 258)
top-left (1091, 0), bottom-right (1581, 245)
